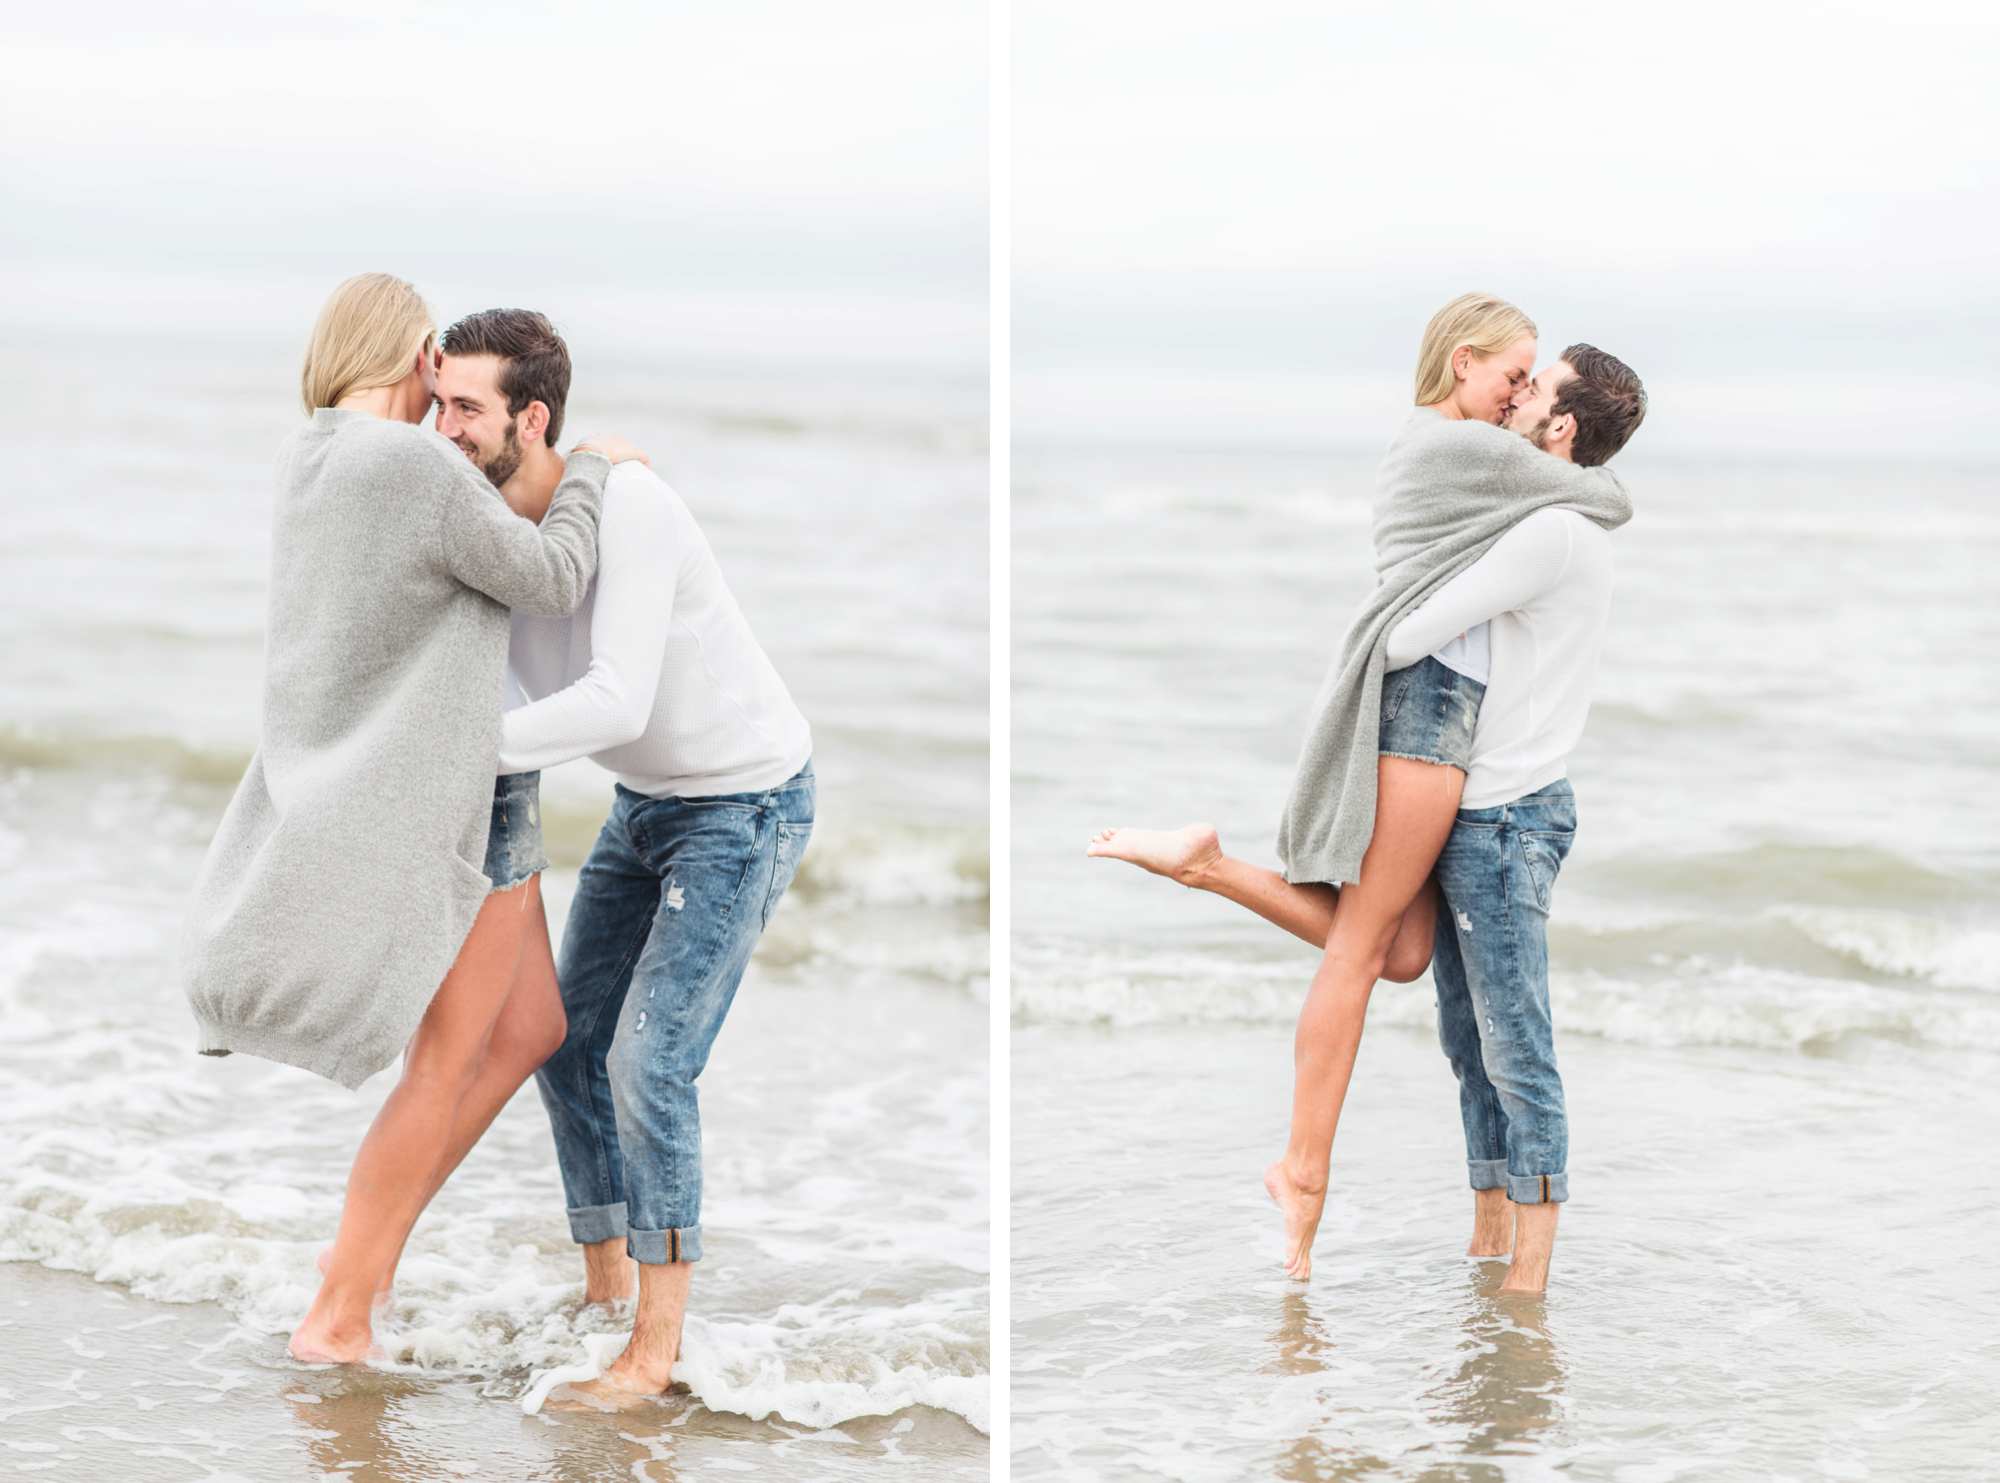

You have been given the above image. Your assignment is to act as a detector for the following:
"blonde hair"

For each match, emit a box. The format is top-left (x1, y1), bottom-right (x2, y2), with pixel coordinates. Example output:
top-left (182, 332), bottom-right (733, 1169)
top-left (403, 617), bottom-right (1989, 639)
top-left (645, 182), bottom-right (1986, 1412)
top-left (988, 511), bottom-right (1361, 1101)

top-left (299, 273), bottom-right (435, 415)
top-left (1412, 293), bottom-right (1537, 406)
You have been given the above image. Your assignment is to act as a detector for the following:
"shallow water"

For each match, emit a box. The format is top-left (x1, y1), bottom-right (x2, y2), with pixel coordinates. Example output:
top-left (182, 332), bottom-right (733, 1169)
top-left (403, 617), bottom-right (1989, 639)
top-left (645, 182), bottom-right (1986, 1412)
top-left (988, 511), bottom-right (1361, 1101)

top-left (1013, 1023), bottom-right (2000, 1482)
top-left (1010, 437), bottom-right (2000, 1478)
top-left (0, 321), bottom-right (989, 1476)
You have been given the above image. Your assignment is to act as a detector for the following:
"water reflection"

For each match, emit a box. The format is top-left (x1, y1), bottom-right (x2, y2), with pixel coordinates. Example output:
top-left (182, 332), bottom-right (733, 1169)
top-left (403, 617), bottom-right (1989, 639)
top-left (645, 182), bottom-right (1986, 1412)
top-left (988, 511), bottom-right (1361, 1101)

top-left (283, 1372), bottom-right (675, 1482)
top-left (1417, 1267), bottom-right (1569, 1470)
top-left (1260, 1266), bottom-right (1568, 1481)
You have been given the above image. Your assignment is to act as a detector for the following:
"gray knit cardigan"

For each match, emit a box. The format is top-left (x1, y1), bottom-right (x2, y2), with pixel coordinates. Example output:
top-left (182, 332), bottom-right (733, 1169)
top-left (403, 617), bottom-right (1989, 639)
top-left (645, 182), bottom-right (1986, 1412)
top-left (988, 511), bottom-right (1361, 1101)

top-left (1274, 410), bottom-right (1632, 886)
top-left (182, 409), bottom-right (608, 1087)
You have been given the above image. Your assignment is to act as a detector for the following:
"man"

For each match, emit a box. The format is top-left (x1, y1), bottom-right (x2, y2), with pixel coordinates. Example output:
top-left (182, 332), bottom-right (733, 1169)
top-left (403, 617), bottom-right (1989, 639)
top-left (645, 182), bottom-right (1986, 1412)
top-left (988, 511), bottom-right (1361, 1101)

top-left (432, 309), bottom-right (815, 1405)
top-left (1379, 344), bottom-right (1647, 1291)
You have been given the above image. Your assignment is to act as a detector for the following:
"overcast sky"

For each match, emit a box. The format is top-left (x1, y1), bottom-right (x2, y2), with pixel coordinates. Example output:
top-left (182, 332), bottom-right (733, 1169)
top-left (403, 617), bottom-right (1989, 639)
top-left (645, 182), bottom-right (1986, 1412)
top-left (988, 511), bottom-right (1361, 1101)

top-left (0, 2), bottom-right (986, 369)
top-left (1014, 0), bottom-right (2000, 455)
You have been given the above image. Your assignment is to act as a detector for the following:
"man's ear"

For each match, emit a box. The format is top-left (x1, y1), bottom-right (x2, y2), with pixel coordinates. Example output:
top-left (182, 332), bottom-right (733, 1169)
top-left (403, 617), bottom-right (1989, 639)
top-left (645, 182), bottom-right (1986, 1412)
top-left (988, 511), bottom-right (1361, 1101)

top-left (1547, 412), bottom-right (1575, 446)
top-left (520, 400), bottom-right (552, 445)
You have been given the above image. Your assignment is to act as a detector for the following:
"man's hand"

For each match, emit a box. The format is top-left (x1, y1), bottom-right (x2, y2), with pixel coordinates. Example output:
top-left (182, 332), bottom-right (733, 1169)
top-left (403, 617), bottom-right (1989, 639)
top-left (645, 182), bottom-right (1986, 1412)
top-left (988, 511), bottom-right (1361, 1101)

top-left (572, 435), bottom-right (651, 467)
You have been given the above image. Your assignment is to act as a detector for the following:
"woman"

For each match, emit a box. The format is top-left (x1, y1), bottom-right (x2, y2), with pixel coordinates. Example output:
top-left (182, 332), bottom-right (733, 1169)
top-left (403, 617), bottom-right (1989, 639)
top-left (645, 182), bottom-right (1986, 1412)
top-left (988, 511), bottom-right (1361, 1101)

top-left (1087, 293), bottom-right (1629, 1279)
top-left (180, 272), bottom-right (647, 1362)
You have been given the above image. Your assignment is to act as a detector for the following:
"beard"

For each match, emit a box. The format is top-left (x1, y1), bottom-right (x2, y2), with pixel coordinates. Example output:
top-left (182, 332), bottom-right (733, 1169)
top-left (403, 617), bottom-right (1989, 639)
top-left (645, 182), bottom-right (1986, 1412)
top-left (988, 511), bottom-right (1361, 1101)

top-left (477, 419), bottom-right (524, 487)
top-left (1516, 412), bottom-right (1553, 451)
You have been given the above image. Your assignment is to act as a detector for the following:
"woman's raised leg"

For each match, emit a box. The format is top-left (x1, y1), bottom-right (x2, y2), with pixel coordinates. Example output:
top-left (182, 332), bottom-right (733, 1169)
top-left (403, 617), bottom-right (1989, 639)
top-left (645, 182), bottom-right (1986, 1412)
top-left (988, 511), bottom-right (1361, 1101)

top-left (287, 877), bottom-right (536, 1362)
top-left (1086, 817), bottom-right (1448, 978)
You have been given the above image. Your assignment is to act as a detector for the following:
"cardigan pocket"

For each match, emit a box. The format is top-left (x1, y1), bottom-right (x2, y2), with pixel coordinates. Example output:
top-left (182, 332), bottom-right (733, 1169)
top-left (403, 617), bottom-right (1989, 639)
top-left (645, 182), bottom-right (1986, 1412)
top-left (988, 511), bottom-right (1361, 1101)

top-left (450, 851), bottom-right (495, 900)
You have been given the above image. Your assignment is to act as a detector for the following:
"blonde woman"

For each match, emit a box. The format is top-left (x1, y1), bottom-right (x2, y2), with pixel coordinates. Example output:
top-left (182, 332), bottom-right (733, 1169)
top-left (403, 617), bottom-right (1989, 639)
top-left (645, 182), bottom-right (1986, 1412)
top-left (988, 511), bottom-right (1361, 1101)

top-left (181, 273), bottom-right (648, 1362)
top-left (1089, 294), bottom-right (1638, 1281)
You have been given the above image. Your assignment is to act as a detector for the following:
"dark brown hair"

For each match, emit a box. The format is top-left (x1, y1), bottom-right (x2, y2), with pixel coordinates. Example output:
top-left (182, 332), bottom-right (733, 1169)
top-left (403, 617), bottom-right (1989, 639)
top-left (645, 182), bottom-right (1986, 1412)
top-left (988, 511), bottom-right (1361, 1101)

top-left (1551, 343), bottom-right (1646, 466)
top-left (439, 309), bottom-right (573, 445)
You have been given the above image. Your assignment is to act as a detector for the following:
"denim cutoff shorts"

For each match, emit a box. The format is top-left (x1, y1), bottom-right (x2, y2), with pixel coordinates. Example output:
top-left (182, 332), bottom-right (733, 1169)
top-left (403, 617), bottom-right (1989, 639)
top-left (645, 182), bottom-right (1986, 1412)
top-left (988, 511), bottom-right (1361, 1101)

top-left (485, 770), bottom-right (548, 891)
top-left (1379, 654), bottom-right (1485, 771)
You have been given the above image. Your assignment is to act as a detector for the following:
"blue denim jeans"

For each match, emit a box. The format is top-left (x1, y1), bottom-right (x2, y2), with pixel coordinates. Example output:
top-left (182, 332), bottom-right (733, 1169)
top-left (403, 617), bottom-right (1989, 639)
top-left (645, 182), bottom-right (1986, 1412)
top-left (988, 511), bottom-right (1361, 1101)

top-left (1431, 777), bottom-right (1577, 1205)
top-left (533, 761), bottom-right (814, 1264)
top-left (484, 770), bottom-right (548, 891)
top-left (1379, 654), bottom-right (1485, 772)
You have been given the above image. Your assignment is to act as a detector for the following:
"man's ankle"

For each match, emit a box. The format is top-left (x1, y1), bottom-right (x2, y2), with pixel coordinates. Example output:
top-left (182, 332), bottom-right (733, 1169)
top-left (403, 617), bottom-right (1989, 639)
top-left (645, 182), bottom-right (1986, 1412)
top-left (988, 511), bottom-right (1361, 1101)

top-left (581, 1237), bottom-right (635, 1298)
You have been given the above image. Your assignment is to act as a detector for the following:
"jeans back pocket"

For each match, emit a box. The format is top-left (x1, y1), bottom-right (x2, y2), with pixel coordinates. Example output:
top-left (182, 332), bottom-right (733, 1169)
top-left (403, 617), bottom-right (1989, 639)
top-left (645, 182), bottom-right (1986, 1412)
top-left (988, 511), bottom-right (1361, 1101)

top-left (763, 820), bottom-right (813, 926)
top-left (1516, 829), bottom-right (1574, 914)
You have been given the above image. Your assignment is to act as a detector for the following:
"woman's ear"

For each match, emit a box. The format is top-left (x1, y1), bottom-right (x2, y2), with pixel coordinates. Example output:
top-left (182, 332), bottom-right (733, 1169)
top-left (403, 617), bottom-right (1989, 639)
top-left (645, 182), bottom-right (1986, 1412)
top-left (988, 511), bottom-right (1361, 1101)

top-left (1452, 345), bottom-right (1471, 381)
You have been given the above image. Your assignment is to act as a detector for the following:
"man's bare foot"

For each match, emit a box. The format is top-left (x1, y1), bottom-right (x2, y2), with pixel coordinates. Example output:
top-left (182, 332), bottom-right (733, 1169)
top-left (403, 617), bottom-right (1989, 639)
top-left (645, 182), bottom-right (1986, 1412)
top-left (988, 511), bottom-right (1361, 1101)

top-left (545, 1343), bottom-right (676, 1412)
top-left (1263, 1160), bottom-right (1327, 1281)
top-left (1085, 824), bottom-right (1222, 887)
top-left (1499, 1201), bottom-right (1558, 1292)
top-left (1467, 1189), bottom-right (1513, 1259)
top-left (286, 1311), bottom-right (376, 1365)
top-left (1498, 1264), bottom-right (1549, 1294)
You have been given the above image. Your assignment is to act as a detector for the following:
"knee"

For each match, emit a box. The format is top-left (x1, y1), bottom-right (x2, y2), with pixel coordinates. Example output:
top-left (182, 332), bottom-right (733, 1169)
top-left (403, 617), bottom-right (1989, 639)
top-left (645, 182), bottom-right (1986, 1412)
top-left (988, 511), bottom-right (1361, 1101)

top-left (528, 1010), bottom-right (569, 1070)
top-left (490, 1008), bottom-right (570, 1080)
top-left (1381, 938), bottom-right (1434, 984)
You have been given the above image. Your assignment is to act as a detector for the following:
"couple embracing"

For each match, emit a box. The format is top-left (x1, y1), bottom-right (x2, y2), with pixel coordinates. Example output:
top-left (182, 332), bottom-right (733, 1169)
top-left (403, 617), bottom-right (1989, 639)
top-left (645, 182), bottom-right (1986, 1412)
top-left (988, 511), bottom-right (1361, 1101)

top-left (181, 272), bottom-right (812, 1407)
top-left (1091, 293), bottom-right (1646, 1293)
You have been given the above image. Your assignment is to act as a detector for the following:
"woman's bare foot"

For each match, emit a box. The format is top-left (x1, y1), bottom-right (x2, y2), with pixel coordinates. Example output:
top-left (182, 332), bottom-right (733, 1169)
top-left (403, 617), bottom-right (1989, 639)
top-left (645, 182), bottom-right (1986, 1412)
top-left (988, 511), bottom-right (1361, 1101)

top-left (1085, 824), bottom-right (1222, 886)
top-left (286, 1309), bottom-right (377, 1365)
top-left (316, 1246), bottom-right (394, 1314)
top-left (1263, 1160), bottom-right (1327, 1281)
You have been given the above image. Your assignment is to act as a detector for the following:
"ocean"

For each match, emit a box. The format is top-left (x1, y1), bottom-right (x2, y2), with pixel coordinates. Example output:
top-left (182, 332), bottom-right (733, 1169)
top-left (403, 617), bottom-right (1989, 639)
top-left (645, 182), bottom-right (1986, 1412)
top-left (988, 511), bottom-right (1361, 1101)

top-left (1010, 428), bottom-right (2000, 1481)
top-left (0, 315), bottom-right (990, 1479)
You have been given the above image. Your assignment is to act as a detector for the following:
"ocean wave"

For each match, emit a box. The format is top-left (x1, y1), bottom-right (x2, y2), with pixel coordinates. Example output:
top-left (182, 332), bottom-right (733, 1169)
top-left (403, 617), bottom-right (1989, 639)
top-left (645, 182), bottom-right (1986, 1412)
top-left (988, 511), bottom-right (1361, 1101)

top-left (1768, 906), bottom-right (2000, 994)
top-left (542, 803), bottom-right (989, 912)
top-left (521, 1301), bottom-right (989, 1431)
top-left (1634, 508), bottom-right (2000, 541)
top-left (0, 1205), bottom-right (988, 1435)
top-left (1584, 841), bottom-right (1992, 911)
top-left (0, 723), bottom-right (250, 787)
top-left (0, 735), bottom-right (989, 916)
top-left (1010, 945), bottom-right (2000, 1054)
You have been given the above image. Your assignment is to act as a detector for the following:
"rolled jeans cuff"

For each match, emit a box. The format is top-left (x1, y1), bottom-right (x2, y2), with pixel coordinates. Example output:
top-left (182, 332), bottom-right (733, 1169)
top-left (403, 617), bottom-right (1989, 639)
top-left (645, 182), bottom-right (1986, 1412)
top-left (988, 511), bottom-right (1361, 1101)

top-left (627, 1224), bottom-right (702, 1265)
top-left (1507, 1172), bottom-right (1567, 1205)
top-left (567, 1200), bottom-right (628, 1245)
top-left (1468, 1159), bottom-right (1508, 1192)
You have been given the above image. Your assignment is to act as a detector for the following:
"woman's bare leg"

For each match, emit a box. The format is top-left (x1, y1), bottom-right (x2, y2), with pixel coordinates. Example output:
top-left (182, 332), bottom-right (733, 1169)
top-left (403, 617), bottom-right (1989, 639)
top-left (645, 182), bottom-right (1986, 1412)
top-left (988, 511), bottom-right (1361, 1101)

top-left (1087, 821), bottom-right (1448, 979)
top-left (287, 878), bottom-right (535, 1363)
top-left (324, 875), bottom-right (589, 1301)
top-left (1260, 758), bottom-right (1466, 1280)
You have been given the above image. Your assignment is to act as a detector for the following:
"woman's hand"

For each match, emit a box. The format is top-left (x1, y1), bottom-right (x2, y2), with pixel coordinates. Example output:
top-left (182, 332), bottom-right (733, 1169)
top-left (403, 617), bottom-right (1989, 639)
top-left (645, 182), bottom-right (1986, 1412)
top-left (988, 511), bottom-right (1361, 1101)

top-left (572, 435), bottom-right (651, 467)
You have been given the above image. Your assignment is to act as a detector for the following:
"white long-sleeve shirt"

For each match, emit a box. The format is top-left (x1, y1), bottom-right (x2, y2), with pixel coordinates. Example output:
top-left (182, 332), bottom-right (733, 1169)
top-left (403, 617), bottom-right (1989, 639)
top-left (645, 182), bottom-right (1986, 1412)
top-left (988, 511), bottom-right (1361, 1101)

top-left (1384, 506), bottom-right (1614, 809)
top-left (497, 463), bottom-right (812, 797)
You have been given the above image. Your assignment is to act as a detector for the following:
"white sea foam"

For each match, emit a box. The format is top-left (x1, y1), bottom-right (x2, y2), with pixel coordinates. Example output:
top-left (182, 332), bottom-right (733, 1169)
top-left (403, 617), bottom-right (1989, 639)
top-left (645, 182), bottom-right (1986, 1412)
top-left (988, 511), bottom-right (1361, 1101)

top-left (0, 763), bottom-right (989, 1441)
top-left (1770, 906), bottom-right (2000, 994)
top-left (1011, 946), bottom-right (2000, 1054)
top-left (520, 1302), bottom-right (990, 1432)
